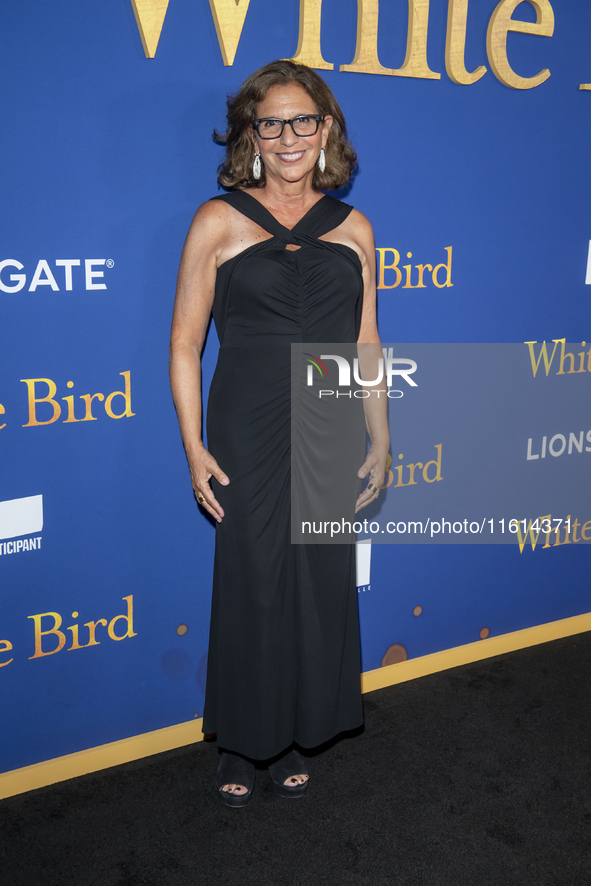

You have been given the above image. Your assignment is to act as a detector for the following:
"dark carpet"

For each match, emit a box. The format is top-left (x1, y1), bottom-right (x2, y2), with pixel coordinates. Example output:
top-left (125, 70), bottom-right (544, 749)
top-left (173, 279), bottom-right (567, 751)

top-left (2, 632), bottom-right (590, 886)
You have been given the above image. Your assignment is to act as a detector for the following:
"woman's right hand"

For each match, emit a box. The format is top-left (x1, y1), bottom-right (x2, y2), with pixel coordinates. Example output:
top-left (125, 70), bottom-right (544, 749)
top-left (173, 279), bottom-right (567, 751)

top-left (189, 446), bottom-right (229, 523)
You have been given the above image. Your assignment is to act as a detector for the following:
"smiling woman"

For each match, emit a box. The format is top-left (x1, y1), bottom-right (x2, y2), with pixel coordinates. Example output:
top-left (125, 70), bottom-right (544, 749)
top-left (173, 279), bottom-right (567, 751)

top-left (213, 60), bottom-right (356, 193)
top-left (169, 60), bottom-right (389, 808)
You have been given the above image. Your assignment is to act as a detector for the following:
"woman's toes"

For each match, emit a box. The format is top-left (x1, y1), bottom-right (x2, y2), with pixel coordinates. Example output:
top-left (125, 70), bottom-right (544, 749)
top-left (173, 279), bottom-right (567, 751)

top-left (284, 774), bottom-right (308, 786)
top-left (221, 783), bottom-right (247, 795)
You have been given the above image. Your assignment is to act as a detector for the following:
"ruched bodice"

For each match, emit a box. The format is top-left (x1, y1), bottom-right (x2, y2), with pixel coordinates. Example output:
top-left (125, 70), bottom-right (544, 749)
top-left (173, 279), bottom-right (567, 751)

top-left (203, 190), bottom-right (364, 760)
top-left (211, 191), bottom-right (363, 346)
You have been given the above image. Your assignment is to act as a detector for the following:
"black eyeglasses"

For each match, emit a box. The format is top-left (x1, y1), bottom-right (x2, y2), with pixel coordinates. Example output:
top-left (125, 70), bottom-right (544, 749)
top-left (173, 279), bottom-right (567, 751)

top-left (252, 115), bottom-right (324, 139)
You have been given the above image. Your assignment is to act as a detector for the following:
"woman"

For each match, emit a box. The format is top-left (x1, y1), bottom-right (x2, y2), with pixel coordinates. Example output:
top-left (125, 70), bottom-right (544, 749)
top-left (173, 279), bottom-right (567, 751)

top-left (169, 60), bottom-right (389, 806)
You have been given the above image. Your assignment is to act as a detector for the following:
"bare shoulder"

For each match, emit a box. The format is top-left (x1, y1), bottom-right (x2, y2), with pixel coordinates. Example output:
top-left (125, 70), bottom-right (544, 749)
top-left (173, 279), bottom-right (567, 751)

top-left (185, 198), bottom-right (231, 244)
top-left (345, 208), bottom-right (376, 248)
top-left (328, 206), bottom-right (376, 272)
top-left (179, 198), bottom-right (237, 273)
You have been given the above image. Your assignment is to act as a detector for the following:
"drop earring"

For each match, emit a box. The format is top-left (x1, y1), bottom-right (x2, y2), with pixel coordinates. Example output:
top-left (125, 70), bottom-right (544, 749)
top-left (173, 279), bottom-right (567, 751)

top-left (318, 147), bottom-right (326, 173)
top-left (253, 152), bottom-right (262, 180)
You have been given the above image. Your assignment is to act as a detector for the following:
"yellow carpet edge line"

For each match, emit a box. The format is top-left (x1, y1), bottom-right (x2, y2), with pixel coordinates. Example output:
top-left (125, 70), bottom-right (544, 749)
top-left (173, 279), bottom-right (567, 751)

top-left (2, 612), bottom-right (590, 800)
top-left (0, 719), bottom-right (205, 801)
top-left (360, 612), bottom-right (591, 693)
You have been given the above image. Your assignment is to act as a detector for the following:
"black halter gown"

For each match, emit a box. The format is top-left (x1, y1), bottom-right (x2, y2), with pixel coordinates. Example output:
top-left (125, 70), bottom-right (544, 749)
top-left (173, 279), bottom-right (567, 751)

top-left (203, 190), bottom-right (364, 760)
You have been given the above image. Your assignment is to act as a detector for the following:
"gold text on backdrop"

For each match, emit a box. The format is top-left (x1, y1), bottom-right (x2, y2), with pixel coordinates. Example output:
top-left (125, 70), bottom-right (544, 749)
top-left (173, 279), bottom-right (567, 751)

top-left (291, 0), bottom-right (333, 69)
top-left (487, 0), bottom-right (554, 89)
top-left (338, 0), bottom-right (440, 79)
top-left (524, 340), bottom-right (591, 378)
top-left (129, 0), bottom-right (572, 92)
top-left (208, 0), bottom-right (252, 66)
top-left (446, 0), bottom-right (487, 85)
top-left (131, 0), bottom-right (252, 62)
top-left (19, 373), bottom-right (135, 427)
top-left (376, 247), bottom-right (453, 290)
top-left (27, 597), bottom-right (137, 660)
top-left (131, 0), bottom-right (170, 58)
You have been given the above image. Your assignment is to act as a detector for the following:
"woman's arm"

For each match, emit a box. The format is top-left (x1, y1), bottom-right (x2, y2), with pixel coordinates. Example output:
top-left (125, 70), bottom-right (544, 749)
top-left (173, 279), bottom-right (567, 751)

top-left (169, 201), bottom-right (230, 523)
top-left (347, 210), bottom-right (390, 512)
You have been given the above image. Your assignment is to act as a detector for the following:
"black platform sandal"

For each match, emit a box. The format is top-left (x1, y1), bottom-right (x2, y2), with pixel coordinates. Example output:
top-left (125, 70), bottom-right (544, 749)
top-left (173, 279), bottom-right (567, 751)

top-left (215, 751), bottom-right (256, 808)
top-left (268, 749), bottom-right (309, 799)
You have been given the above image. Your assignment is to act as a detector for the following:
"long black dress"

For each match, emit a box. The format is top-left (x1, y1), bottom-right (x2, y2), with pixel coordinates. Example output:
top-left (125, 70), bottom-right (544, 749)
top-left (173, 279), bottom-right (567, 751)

top-left (203, 190), bottom-right (364, 760)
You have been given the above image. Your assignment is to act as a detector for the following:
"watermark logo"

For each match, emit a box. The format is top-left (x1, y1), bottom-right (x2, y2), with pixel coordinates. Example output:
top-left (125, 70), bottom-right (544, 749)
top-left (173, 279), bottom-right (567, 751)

top-left (304, 347), bottom-right (417, 398)
top-left (304, 354), bottom-right (328, 384)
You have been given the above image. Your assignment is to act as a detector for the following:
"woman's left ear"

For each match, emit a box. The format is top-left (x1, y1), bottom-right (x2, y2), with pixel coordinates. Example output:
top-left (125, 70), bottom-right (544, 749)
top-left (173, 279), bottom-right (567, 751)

top-left (322, 115), bottom-right (333, 147)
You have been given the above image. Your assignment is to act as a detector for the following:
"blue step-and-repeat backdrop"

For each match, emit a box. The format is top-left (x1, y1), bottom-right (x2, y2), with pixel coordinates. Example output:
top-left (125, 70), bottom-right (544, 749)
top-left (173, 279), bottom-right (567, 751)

top-left (1, 0), bottom-right (590, 775)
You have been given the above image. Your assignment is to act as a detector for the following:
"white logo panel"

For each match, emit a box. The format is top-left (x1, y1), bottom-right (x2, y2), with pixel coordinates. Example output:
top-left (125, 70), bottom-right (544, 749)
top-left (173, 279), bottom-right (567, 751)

top-left (0, 495), bottom-right (43, 540)
top-left (356, 540), bottom-right (371, 588)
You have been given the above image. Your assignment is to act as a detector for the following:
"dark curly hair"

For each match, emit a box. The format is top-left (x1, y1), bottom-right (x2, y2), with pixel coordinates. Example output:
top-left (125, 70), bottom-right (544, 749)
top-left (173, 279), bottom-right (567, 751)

top-left (214, 60), bottom-right (357, 191)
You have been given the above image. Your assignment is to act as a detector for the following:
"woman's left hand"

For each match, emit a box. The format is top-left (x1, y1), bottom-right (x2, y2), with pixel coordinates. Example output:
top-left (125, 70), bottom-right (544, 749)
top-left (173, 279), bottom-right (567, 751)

top-left (355, 445), bottom-right (388, 513)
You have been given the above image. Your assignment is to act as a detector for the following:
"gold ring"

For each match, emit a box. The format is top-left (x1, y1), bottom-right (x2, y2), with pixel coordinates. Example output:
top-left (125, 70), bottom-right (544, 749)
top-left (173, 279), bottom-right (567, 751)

top-left (368, 483), bottom-right (378, 494)
top-left (197, 493), bottom-right (205, 504)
